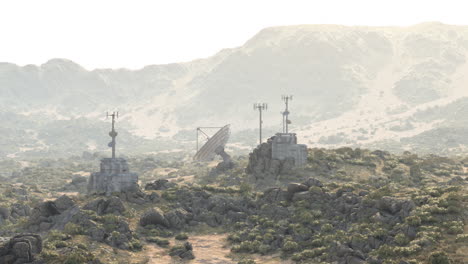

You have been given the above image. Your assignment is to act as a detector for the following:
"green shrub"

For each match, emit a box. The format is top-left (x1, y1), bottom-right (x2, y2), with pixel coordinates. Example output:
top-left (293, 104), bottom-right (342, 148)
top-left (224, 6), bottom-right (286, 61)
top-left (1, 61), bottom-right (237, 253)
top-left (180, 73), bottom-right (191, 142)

top-left (394, 233), bottom-right (409, 246)
top-left (227, 233), bottom-right (242, 243)
top-left (405, 215), bottom-right (421, 227)
top-left (54, 241), bottom-right (69, 248)
top-left (47, 230), bottom-right (69, 242)
top-left (258, 244), bottom-right (271, 255)
top-left (443, 221), bottom-right (464, 234)
top-left (63, 250), bottom-right (95, 264)
top-left (291, 247), bottom-right (326, 261)
top-left (130, 239), bottom-right (143, 251)
top-left (374, 245), bottom-right (396, 258)
top-left (238, 260), bottom-right (256, 264)
top-left (64, 222), bottom-right (84, 235)
top-left (40, 249), bottom-right (59, 261)
top-left (175, 233), bottom-right (189, 240)
top-left (262, 233), bottom-right (274, 244)
top-left (282, 240), bottom-right (299, 253)
top-left (393, 245), bottom-right (421, 256)
top-left (321, 223), bottom-right (333, 232)
top-left (76, 243), bottom-right (88, 250)
top-left (429, 252), bottom-right (451, 264)
top-left (455, 234), bottom-right (468, 243)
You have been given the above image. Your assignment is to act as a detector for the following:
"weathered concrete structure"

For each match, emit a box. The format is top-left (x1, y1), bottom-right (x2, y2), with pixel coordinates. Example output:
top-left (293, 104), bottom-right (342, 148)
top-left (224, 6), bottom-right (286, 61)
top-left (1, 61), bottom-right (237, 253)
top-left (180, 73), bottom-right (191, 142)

top-left (271, 133), bottom-right (307, 166)
top-left (87, 112), bottom-right (139, 195)
top-left (88, 158), bottom-right (139, 195)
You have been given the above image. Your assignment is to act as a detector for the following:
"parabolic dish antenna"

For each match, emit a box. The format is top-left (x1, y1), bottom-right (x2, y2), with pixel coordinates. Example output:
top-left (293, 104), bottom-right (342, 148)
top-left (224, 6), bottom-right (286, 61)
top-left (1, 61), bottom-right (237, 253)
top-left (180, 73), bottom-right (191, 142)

top-left (193, 124), bottom-right (231, 162)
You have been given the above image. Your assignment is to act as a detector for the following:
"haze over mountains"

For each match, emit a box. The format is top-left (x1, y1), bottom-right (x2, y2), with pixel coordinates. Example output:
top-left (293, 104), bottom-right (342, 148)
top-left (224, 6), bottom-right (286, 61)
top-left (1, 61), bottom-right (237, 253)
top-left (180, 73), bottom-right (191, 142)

top-left (2, 22), bottom-right (468, 158)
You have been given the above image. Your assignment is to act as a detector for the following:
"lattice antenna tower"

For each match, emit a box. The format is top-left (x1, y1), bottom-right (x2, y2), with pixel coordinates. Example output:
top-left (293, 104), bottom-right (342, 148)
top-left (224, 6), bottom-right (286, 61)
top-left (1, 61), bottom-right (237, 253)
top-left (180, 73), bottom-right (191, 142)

top-left (106, 111), bottom-right (119, 159)
top-left (281, 95), bottom-right (293, 133)
top-left (254, 103), bottom-right (268, 145)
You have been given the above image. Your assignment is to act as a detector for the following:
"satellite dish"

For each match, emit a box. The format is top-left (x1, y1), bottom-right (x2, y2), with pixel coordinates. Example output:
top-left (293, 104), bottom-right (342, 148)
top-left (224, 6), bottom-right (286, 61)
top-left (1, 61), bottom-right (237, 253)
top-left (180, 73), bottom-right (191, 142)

top-left (194, 124), bottom-right (231, 162)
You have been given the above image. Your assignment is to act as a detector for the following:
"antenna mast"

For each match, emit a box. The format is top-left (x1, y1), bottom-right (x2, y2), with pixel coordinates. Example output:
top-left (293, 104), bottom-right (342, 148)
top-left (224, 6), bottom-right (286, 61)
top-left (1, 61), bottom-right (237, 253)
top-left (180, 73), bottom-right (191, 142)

top-left (254, 103), bottom-right (268, 144)
top-left (281, 95), bottom-right (293, 133)
top-left (107, 112), bottom-right (119, 159)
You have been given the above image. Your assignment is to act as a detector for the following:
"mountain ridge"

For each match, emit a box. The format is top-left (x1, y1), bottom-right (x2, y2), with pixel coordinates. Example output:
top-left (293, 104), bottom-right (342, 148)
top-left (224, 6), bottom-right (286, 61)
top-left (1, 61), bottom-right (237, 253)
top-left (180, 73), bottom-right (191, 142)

top-left (2, 22), bottom-right (468, 158)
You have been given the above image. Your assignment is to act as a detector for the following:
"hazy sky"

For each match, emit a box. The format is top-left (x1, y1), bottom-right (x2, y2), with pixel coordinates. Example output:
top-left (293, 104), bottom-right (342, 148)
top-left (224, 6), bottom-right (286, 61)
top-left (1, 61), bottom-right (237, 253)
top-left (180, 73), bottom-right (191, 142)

top-left (0, 0), bottom-right (467, 70)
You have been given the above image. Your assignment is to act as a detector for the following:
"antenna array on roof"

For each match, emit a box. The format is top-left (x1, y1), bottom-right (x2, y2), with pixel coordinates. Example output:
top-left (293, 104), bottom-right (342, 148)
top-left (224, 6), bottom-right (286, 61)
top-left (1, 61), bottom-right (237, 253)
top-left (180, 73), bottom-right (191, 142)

top-left (281, 95), bottom-right (293, 133)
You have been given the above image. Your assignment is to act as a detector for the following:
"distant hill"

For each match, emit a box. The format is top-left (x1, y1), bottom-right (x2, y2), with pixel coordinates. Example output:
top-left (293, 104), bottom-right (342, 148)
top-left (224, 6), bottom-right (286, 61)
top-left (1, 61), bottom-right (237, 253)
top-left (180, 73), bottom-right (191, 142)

top-left (2, 22), bottom-right (468, 158)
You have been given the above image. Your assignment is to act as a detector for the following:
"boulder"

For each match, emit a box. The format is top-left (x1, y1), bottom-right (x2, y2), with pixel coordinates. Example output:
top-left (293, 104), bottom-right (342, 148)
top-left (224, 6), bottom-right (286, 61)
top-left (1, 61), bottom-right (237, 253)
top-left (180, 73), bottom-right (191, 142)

top-left (0, 207), bottom-right (10, 220)
top-left (83, 197), bottom-right (126, 215)
top-left (28, 201), bottom-right (60, 226)
top-left (261, 188), bottom-right (287, 204)
top-left (286, 183), bottom-right (309, 200)
top-left (10, 204), bottom-right (31, 218)
top-left (165, 208), bottom-right (191, 229)
top-left (54, 195), bottom-right (75, 212)
top-left (287, 183), bottom-right (309, 194)
top-left (303, 178), bottom-right (323, 188)
top-left (119, 189), bottom-right (148, 205)
top-left (139, 208), bottom-right (169, 227)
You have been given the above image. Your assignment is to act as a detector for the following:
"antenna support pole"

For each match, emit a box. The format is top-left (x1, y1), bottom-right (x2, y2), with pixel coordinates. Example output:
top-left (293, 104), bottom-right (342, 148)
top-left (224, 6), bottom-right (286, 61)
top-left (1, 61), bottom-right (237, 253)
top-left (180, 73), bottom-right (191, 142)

top-left (281, 95), bottom-right (293, 133)
top-left (254, 103), bottom-right (268, 145)
top-left (107, 112), bottom-right (119, 159)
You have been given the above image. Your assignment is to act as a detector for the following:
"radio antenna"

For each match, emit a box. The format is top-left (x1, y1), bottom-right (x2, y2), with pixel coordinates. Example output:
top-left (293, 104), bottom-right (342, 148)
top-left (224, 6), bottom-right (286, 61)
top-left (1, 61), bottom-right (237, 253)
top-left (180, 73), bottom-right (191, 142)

top-left (106, 112), bottom-right (119, 159)
top-left (254, 103), bottom-right (268, 144)
top-left (281, 95), bottom-right (293, 133)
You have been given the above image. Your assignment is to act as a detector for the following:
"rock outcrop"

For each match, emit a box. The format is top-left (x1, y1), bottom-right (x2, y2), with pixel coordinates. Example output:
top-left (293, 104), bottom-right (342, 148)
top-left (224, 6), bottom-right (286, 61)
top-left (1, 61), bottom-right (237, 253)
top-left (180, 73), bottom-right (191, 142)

top-left (0, 234), bottom-right (42, 264)
top-left (246, 140), bottom-right (295, 180)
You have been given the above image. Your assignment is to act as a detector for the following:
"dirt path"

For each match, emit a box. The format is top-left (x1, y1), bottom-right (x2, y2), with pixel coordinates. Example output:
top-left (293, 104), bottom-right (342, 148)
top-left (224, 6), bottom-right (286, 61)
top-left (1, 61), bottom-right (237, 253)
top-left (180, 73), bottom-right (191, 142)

top-left (140, 234), bottom-right (291, 264)
top-left (142, 234), bottom-right (234, 264)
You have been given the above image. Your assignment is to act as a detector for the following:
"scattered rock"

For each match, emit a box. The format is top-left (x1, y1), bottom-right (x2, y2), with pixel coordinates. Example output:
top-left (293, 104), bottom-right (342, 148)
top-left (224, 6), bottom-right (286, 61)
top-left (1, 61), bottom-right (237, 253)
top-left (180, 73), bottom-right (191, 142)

top-left (145, 179), bottom-right (176, 190)
top-left (377, 197), bottom-right (415, 216)
top-left (169, 242), bottom-right (195, 260)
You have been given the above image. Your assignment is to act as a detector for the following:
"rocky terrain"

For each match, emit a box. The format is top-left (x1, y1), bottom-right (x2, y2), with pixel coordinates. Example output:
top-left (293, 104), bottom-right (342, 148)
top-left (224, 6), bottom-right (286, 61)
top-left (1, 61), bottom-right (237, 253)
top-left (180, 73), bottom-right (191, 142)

top-left (0, 147), bottom-right (466, 264)
top-left (4, 23), bottom-right (468, 157)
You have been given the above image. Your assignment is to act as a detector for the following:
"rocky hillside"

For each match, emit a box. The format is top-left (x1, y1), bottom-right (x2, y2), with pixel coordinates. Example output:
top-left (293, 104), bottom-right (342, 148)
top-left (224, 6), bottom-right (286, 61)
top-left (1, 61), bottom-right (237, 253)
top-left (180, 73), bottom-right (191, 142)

top-left (3, 22), bottom-right (468, 157)
top-left (0, 148), bottom-right (466, 263)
